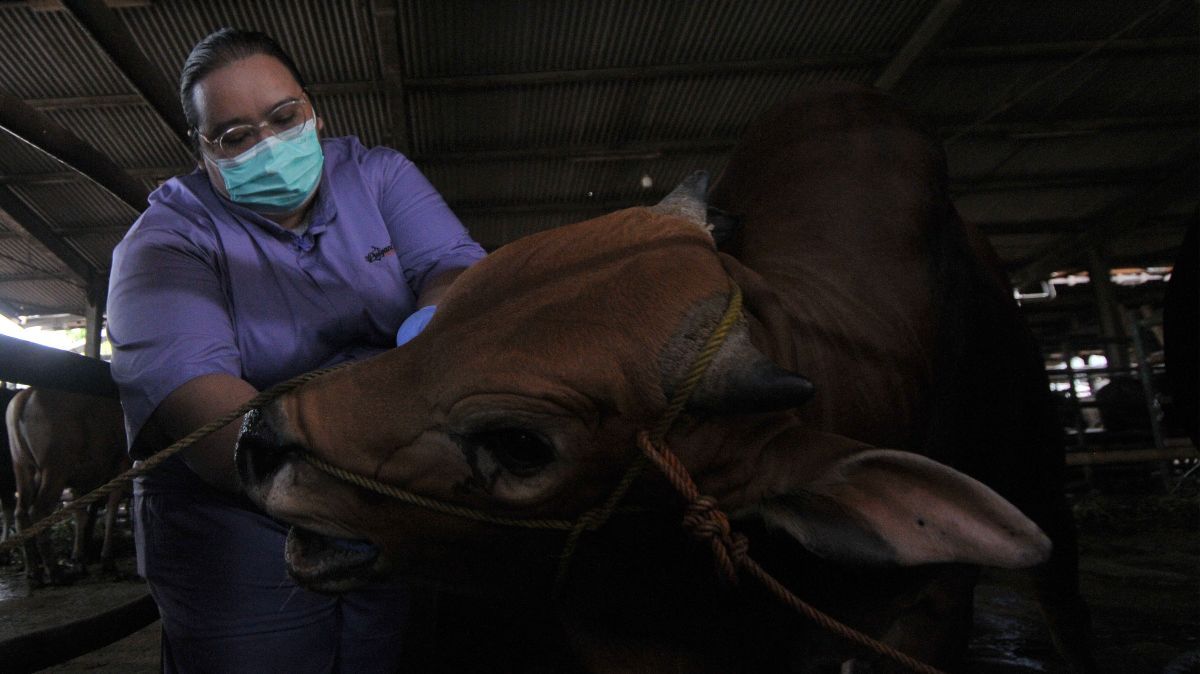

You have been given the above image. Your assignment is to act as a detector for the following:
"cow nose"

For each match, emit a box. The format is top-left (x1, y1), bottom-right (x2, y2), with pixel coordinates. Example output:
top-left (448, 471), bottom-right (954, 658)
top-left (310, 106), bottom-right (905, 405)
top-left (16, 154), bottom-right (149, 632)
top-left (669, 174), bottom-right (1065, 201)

top-left (235, 407), bottom-right (290, 487)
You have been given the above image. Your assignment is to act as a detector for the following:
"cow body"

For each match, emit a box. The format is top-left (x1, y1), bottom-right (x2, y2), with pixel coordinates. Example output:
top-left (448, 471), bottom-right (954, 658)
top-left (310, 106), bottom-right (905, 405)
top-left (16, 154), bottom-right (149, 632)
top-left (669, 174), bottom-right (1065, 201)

top-left (236, 85), bottom-right (1093, 672)
top-left (0, 386), bottom-right (20, 543)
top-left (7, 387), bottom-right (129, 584)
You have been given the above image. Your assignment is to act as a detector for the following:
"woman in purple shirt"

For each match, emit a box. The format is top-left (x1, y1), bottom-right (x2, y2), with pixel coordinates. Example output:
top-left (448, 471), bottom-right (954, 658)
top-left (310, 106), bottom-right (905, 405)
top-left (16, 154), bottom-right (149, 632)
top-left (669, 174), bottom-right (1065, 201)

top-left (106, 28), bottom-right (485, 672)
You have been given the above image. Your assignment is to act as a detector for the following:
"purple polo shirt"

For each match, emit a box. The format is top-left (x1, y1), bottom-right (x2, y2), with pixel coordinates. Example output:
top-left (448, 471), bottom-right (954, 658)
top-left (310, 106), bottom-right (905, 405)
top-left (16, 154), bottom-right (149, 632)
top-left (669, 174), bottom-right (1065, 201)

top-left (107, 136), bottom-right (484, 457)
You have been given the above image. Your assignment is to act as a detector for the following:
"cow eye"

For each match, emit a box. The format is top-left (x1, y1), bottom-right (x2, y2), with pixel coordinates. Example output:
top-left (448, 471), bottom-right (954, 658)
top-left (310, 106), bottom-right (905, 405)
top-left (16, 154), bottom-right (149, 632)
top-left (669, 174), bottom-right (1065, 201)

top-left (466, 428), bottom-right (555, 477)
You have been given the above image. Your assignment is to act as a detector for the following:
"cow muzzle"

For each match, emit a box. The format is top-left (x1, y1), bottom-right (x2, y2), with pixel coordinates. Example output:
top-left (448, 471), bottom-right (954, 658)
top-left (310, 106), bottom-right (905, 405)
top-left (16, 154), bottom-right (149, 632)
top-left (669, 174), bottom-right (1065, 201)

top-left (236, 406), bottom-right (387, 593)
top-left (234, 406), bottom-right (298, 491)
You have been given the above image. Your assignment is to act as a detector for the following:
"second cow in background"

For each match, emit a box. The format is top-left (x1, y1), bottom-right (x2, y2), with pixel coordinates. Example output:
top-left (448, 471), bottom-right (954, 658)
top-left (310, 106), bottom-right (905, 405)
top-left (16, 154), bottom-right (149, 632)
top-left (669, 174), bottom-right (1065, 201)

top-left (7, 387), bottom-right (128, 585)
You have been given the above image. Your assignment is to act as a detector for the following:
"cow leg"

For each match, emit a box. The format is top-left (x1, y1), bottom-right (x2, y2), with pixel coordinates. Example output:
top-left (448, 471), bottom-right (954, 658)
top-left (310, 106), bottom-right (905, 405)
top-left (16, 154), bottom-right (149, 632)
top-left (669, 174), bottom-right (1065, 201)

top-left (68, 504), bottom-right (93, 577)
top-left (31, 479), bottom-right (71, 584)
top-left (13, 489), bottom-right (45, 585)
top-left (0, 502), bottom-right (14, 565)
top-left (0, 501), bottom-right (12, 542)
top-left (99, 488), bottom-right (123, 574)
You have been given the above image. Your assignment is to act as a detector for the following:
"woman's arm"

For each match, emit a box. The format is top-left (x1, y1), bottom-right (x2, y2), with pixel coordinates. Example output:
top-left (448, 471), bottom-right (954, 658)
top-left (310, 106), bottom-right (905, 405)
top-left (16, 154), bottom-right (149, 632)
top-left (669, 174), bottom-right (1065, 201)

top-left (150, 373), bottom-right (258, 492)
top-left (108, 219), bottom-right (247, 490)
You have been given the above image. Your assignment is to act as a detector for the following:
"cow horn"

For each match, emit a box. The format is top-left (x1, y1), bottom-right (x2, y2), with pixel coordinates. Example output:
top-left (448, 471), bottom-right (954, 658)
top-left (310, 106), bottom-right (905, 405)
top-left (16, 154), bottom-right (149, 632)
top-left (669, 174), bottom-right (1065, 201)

top-left (663, 295), bottom-right (814, 415)
top-left (686, 323), bottom-right (814, 414)
top-left (651, 170), bottom-right (711, 233)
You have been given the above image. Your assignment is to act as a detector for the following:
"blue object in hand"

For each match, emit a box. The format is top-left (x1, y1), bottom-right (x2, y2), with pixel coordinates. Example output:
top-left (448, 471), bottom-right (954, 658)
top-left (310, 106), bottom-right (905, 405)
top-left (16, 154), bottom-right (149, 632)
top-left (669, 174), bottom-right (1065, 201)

top-left (396, 304), bottom-right (437, 346)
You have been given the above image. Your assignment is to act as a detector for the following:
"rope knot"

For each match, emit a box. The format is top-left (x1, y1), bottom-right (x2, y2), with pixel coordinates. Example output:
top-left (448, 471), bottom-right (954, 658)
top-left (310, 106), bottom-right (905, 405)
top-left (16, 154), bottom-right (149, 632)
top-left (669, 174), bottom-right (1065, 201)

top-left (682, 494), bottom-right (746, 585)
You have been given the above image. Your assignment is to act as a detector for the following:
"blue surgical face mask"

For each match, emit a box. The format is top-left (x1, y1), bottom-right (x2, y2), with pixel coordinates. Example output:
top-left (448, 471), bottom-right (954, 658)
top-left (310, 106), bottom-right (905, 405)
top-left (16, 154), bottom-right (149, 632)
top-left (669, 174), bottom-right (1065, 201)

top-left (211, 117), bottom-right (324, 214)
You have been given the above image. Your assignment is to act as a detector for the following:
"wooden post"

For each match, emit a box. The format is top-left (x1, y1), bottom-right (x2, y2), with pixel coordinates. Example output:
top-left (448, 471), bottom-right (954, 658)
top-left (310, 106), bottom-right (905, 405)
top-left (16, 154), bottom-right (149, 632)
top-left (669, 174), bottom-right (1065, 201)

top-left (84, 275), bottom-right (107, 360)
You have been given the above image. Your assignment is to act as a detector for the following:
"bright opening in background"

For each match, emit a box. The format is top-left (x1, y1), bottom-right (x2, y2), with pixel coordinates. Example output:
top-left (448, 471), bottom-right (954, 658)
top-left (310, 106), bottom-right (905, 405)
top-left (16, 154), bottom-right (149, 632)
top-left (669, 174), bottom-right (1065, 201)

top-left (0, 314), bottom-right (83, 352)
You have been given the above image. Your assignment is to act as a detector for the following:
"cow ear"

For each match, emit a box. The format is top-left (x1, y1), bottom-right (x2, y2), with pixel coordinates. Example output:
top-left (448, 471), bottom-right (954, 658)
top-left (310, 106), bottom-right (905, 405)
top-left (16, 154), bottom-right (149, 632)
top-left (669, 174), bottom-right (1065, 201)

top-left (751, 448), bottom-right (1051, 569)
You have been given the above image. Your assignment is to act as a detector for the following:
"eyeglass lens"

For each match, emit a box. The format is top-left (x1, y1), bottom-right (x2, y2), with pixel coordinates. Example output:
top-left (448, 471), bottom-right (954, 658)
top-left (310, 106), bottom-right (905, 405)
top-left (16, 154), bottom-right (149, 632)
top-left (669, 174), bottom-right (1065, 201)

top-left (214, 99), bottom-right (307, 157)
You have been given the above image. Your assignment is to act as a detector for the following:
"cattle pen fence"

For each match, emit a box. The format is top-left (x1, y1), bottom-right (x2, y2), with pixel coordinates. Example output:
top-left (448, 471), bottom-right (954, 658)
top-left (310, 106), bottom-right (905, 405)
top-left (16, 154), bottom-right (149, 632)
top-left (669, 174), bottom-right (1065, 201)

top-left (1048, 312), bottom-right (1198, 492)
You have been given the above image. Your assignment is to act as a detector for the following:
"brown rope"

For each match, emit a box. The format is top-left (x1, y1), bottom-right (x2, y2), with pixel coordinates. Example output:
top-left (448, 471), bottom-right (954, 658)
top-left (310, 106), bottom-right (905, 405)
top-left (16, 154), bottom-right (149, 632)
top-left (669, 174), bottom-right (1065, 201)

top-left (636, 431), bottom-right (948, 674)
top-left (551, 283), bottom-right (745, 589)
top-left (0, 363), bottom-right (351, 555)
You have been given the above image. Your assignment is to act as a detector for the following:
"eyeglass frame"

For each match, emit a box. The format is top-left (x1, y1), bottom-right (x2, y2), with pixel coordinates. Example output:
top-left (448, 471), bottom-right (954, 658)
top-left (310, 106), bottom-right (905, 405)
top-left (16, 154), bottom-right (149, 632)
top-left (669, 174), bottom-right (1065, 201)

top-left (192, 95), bottom-right (316, 160)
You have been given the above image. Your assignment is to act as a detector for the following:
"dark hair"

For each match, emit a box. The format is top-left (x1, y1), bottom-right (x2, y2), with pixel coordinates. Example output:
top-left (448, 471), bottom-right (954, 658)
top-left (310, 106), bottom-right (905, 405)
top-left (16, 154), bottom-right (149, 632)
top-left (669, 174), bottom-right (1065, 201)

top-left (179, 27), bottom-right (307, 150)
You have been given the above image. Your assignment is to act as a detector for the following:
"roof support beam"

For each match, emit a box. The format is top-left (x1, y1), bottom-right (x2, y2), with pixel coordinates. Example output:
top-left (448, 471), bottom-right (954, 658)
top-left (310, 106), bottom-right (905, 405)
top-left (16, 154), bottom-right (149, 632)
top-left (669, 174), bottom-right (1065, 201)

top-left (0, 167), bottom-right (175, 186)
top-left (874, 0), bottom-right (961, 90)
top-left (0, 95), bottom-right (146, 286)
top-left (0, 93), bottom-right (149, 211)
top-left (403, 36), bottom-right (1199, 90)
top-left (407, 55), bottom-right (885, 90)
top-left (370, 0), bottom-right (411, 153)
top-left (60, 0), bottom-right (190, 143)
top-left (1, 116), bottom-right (1193, 180)
top-left (937, 35), bottom-right (1198, 61)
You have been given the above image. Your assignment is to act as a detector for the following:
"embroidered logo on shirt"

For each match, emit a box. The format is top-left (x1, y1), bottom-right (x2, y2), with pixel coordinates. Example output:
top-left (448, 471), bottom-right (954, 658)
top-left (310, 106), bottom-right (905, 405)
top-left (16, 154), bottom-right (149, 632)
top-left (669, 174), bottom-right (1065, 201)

top-left (365, 245), bottom-right (395, 263)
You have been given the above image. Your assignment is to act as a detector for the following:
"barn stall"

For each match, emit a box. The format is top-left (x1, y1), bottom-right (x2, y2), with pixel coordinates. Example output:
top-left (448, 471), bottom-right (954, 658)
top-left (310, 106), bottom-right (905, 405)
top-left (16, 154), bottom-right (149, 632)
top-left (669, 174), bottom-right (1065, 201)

top-left (0, 0), bottom-right (1195, 672)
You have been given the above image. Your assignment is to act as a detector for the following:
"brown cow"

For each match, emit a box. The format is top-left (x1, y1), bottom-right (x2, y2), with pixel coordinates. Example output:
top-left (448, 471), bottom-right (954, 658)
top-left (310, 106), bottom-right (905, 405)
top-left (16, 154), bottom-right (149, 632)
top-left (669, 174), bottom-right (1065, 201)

top-left (0, 385), bottom-right (20, 545)
top-left (235, 85), bottom-right (1094, 672)
top-left (7, 387), bottom-right (129, 585)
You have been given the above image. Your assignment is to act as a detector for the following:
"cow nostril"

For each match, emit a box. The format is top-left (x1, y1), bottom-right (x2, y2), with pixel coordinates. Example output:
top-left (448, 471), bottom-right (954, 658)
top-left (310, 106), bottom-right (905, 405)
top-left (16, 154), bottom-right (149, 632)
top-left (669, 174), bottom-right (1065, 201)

top-left (236, 408), bottom-right (293, 487)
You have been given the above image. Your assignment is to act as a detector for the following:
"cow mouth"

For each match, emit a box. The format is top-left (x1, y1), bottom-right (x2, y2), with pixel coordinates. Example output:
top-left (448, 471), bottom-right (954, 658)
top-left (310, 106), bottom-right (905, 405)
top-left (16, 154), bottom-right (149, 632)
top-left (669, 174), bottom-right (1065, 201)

top-left (284, 526), bottom-right (382, 593)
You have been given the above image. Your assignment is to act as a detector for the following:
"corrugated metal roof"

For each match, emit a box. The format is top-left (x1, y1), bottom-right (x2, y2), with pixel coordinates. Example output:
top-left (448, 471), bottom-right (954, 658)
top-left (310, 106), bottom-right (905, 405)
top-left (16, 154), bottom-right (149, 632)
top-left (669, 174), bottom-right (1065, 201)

top-left (8, 182), bottom-right (137, 230)
top-left (120, 0), bottom-right (380, 88)
top-left (0, 277), bottom-right (84, 314)
top-left (0, 5), bottom-right (132, 98)
top-left (0, 131), bottom-right (68, 174)
top-left (400, 0), bottom-right (931, 76)
top-left (0, 234), bottom-right (68, 277)
top-left (0, 0), bottom-right (1192, 341)
top-left (43, 105), bottom-right (191, 169)
top-left (945, 0), bottom-right (1191, 46)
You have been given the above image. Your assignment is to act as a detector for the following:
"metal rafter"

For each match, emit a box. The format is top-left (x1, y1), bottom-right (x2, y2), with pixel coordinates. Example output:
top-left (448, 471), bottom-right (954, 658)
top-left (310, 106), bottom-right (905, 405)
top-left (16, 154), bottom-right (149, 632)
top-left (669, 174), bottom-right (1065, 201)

top-left (60, 0), bottom-right (189, 143)
top-left (0, 94), bottom-right (149, 211)
top-left (0, 95), bottom-right (144, 315)
top-left (2, 112), bottom-right (1193, 176)
top-left (874, 0), bottom-right (962, 90)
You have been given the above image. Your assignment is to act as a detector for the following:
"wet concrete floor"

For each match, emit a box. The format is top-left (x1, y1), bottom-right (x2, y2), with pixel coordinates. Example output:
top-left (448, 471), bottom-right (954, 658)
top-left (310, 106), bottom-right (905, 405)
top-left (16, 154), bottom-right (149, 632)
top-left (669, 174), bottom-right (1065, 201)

top-left (0, 490), bottom-right (1195, 673)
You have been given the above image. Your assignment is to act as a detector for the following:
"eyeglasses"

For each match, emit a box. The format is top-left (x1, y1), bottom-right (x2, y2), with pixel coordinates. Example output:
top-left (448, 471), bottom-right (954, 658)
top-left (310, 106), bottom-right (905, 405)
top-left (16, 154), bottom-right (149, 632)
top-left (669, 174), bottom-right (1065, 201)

top-left (196, 98), bottom-right (311, 160)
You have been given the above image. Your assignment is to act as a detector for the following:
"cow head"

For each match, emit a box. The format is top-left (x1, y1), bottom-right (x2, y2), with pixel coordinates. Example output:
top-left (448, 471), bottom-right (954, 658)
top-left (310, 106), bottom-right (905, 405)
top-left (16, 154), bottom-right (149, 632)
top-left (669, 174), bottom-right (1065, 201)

top-left (235, 173), bottom-right (1049, 596)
